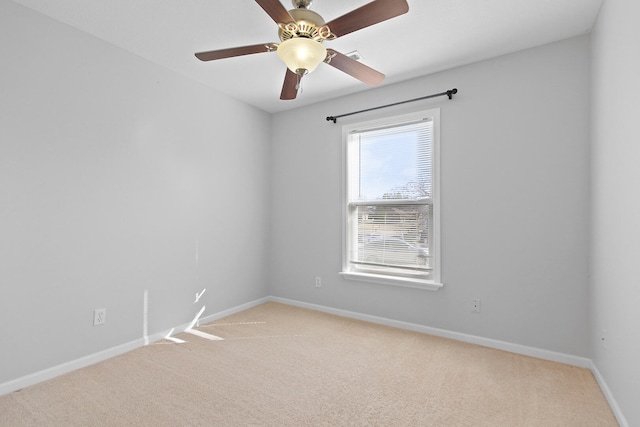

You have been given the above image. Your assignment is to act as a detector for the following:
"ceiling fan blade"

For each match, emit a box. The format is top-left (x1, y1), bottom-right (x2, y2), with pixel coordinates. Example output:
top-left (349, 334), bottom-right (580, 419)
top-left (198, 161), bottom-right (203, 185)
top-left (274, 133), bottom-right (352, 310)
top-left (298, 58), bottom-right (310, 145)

top-left (255, 0), bottom-right (295, 24)
top-left (325, 49), bottom-right (385, 86)
top-left (195, 43), bottom-right (276, 61)
top-left (325, 0), bottom-right (409, 38)
top-left (280, 68), bottom-right (299, 100)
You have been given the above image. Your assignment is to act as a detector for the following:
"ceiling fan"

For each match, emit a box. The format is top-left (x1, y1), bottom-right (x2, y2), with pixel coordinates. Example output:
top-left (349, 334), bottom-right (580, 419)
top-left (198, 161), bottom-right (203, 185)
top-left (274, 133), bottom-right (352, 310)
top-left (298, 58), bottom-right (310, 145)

top-left (195, 0), bottom-right (409, 100)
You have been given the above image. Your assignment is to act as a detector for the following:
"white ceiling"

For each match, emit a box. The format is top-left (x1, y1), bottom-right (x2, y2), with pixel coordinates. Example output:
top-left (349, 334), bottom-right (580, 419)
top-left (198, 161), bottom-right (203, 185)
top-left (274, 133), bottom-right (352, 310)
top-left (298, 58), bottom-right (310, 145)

top-left (11, 0), bottom-right (602, 113)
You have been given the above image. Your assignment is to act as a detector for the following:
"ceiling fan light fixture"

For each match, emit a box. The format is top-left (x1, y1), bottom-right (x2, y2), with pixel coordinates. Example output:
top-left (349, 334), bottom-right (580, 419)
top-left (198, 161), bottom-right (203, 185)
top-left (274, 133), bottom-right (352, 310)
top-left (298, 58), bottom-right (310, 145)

top-left (277, 37), bottom-right (327, 75)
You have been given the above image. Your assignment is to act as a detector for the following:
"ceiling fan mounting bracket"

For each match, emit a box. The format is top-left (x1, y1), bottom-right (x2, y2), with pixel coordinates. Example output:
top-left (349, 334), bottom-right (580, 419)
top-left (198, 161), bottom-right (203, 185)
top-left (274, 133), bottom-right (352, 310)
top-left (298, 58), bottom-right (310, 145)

top-left (292, 0), bottom-right (313, 9)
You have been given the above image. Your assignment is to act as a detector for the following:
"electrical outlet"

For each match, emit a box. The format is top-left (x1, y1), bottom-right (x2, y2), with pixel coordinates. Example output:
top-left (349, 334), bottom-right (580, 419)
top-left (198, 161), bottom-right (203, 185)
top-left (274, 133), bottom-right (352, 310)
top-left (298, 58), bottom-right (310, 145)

top-left (472, 298), bottom-right (481, 313)
top-left (93, 308), bottom-right (106, 326)
top-left (315, 277), bottom-right (322, 287)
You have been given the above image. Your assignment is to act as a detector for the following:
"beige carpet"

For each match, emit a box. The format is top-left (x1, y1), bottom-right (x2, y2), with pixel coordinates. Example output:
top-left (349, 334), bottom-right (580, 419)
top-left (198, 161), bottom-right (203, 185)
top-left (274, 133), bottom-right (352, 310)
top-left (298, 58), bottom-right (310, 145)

top-left (0, 302), bottom-right (617, 426)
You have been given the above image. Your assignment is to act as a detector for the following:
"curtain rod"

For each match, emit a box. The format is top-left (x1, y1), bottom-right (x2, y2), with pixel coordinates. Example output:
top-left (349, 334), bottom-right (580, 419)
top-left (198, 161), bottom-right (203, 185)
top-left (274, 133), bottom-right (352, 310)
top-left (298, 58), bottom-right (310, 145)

top-left (326, 88), bottom-right (458, 123)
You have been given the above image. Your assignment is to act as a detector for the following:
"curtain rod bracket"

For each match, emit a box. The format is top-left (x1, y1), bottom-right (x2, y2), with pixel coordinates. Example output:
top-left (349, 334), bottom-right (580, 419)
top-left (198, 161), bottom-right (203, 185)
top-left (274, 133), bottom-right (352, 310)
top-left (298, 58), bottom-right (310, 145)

top-left (326, 88), bottom-right (458, 123)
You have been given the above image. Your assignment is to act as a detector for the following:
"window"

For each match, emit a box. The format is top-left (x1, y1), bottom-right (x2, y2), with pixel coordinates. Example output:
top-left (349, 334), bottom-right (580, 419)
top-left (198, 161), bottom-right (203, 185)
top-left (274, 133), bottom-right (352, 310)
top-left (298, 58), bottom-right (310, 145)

top-left (341, 109), bottom-right (442, 290)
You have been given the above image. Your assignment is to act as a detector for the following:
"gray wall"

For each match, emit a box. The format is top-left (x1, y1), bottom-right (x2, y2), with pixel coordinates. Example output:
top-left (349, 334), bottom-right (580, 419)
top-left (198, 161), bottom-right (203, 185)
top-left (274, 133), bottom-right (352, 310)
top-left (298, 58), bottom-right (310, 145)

top-left (591, 0), bottom-right (640, 425)
top-left (0, 1), bottom-right (271, 384)
top-left (270, 36), bottom-right (591, 357)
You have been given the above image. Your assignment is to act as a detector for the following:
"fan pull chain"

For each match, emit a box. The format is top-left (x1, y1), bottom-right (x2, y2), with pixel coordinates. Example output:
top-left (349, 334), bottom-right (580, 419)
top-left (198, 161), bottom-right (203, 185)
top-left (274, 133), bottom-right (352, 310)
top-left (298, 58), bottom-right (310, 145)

top-left (296, 73), bottom-right (303, 94)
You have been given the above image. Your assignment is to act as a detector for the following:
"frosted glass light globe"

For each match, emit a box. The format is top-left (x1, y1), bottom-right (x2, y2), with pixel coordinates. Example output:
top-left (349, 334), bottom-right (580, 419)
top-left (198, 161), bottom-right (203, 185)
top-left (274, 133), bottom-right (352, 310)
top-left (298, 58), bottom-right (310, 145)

top-left (277, 38), bottom-right (327, 74)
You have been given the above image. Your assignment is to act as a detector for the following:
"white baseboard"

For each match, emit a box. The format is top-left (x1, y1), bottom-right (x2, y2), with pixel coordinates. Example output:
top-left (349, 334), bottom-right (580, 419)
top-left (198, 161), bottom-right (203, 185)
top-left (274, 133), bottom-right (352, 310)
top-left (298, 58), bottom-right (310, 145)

top-left (0, 338), bottom-right (144, 397)
top-left (0, 297), bottom-right (270, 397)
top-left (268, 296), bottom-right (592, 368)
top-left (197, 297), bottom-right (270, 326)
top-left (590, 362), bottom-right (630, 427)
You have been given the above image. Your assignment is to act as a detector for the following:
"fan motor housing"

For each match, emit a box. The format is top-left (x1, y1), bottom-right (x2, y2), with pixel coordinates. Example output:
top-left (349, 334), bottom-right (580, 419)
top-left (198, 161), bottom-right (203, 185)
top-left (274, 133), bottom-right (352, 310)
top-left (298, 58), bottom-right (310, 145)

top-left (278, 8), bottom-right (326, 41)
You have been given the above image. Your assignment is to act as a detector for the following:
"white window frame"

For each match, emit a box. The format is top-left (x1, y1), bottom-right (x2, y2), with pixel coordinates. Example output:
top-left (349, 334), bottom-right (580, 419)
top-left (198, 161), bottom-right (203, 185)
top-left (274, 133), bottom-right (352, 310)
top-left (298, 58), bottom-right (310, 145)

top-left (340, 109), bottom-right (443, 291)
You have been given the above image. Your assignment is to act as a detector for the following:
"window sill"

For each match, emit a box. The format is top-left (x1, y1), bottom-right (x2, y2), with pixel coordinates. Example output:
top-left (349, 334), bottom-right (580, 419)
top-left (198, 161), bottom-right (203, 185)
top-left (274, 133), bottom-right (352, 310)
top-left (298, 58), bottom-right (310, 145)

top-left (340, 271), bottom-right (443, 291)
